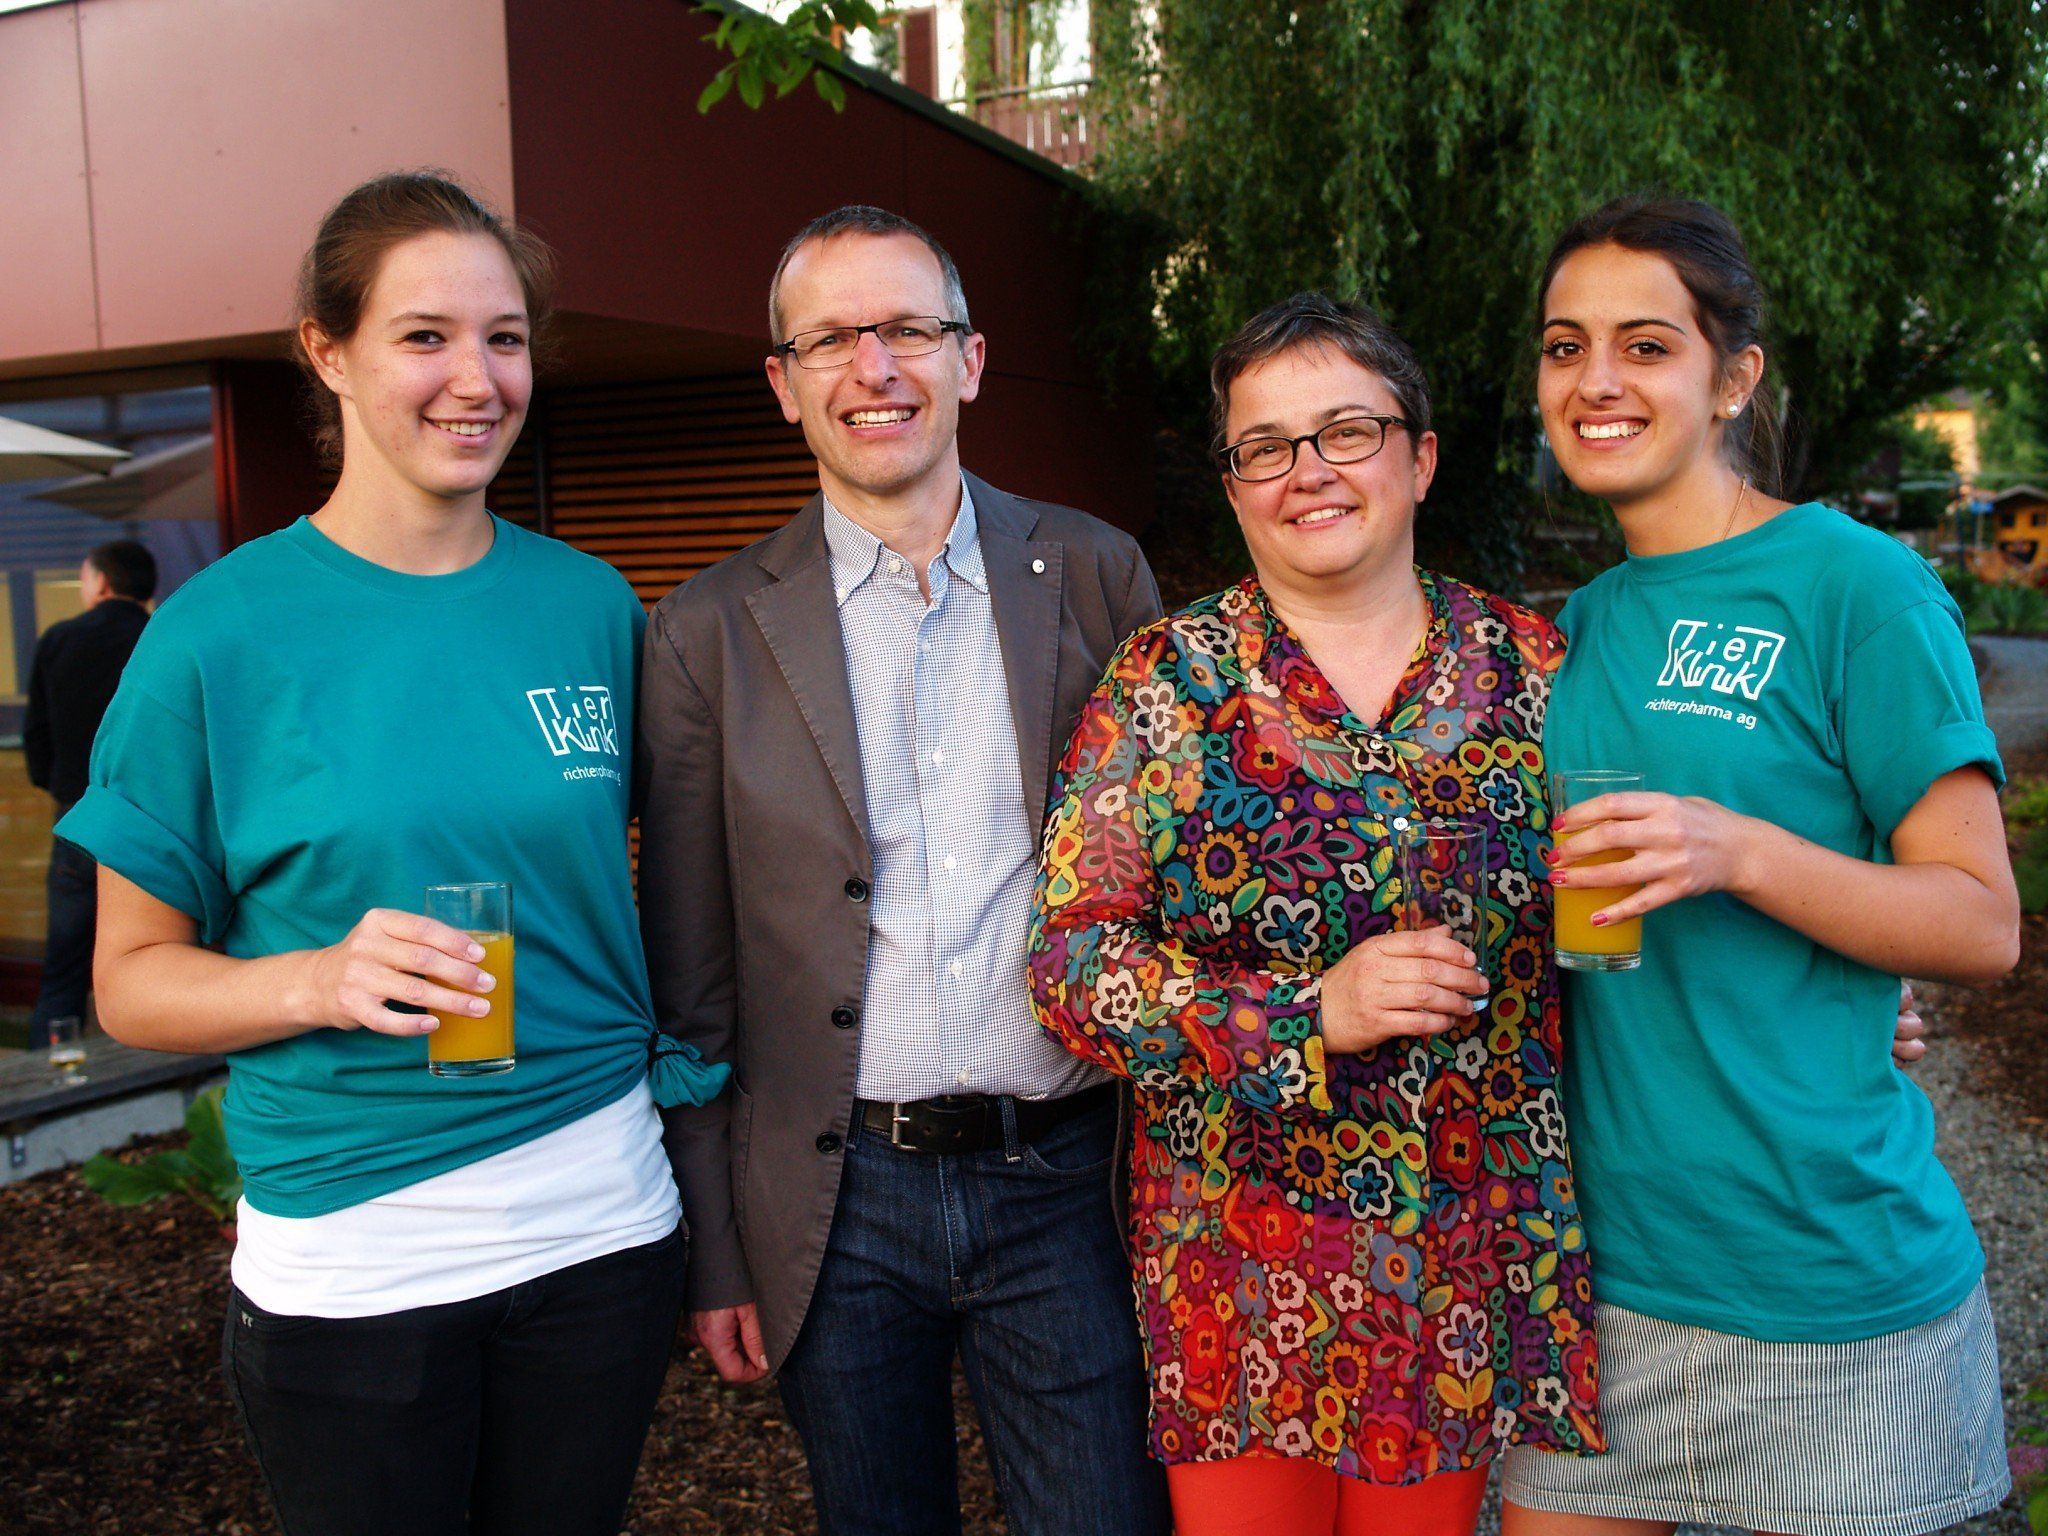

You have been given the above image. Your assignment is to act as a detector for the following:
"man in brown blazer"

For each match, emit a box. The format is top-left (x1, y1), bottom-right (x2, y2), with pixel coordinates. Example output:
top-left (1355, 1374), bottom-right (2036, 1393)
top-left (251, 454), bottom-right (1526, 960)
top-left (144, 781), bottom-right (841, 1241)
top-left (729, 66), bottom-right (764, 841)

top-left (637, 207), bottom-right (1170, 1535)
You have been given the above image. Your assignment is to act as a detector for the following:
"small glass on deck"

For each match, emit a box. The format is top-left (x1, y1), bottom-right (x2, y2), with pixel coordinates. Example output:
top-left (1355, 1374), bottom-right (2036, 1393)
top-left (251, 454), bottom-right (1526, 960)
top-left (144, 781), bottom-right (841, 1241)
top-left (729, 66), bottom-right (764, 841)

top-left (423, 882), bottom-right (515, 1077)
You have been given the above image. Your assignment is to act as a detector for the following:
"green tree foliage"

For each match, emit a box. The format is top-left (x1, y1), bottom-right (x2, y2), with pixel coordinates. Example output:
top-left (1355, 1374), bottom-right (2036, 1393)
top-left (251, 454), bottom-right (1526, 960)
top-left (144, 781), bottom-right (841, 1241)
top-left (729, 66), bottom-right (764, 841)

top-left (1085, 0), bottom-right (2048, 591)
top-left (695, 0), bottom-right (882, 113)
top-left (1975, 270), bottom-right (2048, 486)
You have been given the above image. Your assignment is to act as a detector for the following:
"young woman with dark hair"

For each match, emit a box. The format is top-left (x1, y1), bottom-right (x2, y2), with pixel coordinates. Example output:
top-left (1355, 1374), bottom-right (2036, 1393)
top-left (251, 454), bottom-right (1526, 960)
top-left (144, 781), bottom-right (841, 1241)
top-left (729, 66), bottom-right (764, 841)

top-left (61, 171), bottom-right (724, 1536)
top-left (1500, 196), bottom-right (2018, 1536)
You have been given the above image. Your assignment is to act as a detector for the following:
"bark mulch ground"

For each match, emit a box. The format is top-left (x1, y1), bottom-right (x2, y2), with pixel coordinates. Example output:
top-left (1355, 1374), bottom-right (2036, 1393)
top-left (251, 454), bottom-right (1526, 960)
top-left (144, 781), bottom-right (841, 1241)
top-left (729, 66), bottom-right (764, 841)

top-left (0, 1157), bottom-right (1000, 1535)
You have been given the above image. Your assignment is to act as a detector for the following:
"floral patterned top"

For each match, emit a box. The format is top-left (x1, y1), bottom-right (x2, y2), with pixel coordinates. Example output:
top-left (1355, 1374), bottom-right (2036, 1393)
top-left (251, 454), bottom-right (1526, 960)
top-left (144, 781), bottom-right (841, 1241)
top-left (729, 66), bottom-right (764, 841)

top-left (1028, 571), bottom-right (1602, 1481)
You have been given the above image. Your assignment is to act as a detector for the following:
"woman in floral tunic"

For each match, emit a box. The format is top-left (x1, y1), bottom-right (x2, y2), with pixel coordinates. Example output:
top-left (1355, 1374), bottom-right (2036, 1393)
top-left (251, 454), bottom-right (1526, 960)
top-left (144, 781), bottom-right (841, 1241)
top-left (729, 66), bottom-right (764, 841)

top-left (1029, 293), bottom-right (1600, 1536)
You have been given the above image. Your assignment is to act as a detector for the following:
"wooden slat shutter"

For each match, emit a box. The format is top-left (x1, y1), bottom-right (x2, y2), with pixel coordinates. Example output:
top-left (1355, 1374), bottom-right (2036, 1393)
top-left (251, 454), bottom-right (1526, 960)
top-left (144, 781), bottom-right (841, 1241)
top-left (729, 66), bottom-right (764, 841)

top-left (489, 373), bottom-right (814, 604)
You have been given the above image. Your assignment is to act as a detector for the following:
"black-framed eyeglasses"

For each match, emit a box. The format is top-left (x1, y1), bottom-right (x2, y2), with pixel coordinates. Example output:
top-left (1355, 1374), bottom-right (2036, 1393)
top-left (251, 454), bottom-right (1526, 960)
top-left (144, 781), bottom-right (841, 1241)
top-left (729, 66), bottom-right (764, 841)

top-left (1218, 414), bottom-right (1414, 483)
top-left (772, 317), bottom-right (972, 370)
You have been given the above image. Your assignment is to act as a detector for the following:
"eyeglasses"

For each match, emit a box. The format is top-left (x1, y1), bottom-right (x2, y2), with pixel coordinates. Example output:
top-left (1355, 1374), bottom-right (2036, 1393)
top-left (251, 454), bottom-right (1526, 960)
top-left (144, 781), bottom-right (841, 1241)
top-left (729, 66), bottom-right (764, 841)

top-left (772, 317), bottom-right (972, 370)
top-left (1218, 414), bottom-right (1414, 483)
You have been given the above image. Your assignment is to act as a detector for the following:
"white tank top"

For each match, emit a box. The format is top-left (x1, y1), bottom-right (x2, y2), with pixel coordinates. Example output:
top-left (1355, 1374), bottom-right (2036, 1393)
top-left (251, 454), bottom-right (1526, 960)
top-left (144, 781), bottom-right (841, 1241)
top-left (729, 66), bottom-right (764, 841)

top-left (231, 1079), bottom-right (679, 1318)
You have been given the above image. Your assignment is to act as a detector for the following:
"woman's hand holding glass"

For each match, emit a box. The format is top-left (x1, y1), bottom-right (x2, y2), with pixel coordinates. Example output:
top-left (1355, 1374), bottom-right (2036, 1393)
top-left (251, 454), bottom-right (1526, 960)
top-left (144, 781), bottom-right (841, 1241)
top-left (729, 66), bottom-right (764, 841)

top-left (301, 908), bottom-right (495, 1036)
top-left (1319, 927), bottom-right (1490, 1053)
top-left (1549, 790), bottom-right (1755, 926)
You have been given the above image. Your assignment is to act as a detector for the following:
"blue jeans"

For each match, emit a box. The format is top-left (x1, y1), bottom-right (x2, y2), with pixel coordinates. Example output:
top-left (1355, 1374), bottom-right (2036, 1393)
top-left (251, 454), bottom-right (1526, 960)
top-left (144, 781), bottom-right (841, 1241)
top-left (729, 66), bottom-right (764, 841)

top-left (777, 1093), bottom-right (1169, 1536)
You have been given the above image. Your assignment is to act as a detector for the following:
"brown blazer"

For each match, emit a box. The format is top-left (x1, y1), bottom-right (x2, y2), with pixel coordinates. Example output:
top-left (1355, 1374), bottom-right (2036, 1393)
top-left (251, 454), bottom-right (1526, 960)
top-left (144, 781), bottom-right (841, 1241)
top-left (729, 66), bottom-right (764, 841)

top-left (637, 472), bottom-right (1163, 1367)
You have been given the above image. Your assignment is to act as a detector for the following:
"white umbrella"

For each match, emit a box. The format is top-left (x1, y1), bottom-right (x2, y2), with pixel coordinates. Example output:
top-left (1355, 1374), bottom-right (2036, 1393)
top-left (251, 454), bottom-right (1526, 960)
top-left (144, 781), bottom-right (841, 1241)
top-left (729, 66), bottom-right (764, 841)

top-left (36, 436), bottom-right (213, 520)
top-left (0, 413), bottom-right (130, 482)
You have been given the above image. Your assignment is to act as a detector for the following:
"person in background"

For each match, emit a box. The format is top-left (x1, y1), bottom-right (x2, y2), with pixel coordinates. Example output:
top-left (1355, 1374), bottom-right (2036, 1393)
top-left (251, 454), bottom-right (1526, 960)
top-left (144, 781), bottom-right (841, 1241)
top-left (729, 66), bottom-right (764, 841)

top-left (61, 171), bottom-right (722, 1536)
top-left (23, 538), bottom-right (155, 1048)
top-left (1501, 195), bottom-right (2018, 1536)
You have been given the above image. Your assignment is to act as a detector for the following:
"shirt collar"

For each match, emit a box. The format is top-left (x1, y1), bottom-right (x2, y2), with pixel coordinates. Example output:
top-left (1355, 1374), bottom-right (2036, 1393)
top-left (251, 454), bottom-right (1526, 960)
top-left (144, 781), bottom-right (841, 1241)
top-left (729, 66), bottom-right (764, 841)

top-left (821, 477), bottom-right (986, 605)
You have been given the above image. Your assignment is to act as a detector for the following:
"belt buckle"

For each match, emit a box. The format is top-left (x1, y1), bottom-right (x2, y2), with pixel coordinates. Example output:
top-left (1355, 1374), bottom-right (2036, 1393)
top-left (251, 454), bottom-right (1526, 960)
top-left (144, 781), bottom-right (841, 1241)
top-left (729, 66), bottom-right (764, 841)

top-left (889, 1102), bottom-right (915, 1149)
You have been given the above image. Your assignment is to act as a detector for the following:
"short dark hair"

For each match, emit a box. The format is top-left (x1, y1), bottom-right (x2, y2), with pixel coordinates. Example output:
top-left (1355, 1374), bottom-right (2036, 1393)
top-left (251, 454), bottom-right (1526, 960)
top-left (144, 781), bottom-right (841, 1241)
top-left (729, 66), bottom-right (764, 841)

top-left (767, 205), bottom-right (971, 343)
top-left (1209, 292), bottom-right (1432, 449)
top-left (87, 540), bottom-right (157, 602)
top-left (293, 171), bottom-right (556, 467)
top-left (1538, 196), bottom-right (1783, 494)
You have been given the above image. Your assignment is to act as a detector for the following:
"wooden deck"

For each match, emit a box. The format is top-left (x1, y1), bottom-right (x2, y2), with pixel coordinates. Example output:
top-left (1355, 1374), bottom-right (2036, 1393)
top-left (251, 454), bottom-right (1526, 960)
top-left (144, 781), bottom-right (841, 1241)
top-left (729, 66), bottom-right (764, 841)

top-left (0, 1032), bottom-right (222, 1127)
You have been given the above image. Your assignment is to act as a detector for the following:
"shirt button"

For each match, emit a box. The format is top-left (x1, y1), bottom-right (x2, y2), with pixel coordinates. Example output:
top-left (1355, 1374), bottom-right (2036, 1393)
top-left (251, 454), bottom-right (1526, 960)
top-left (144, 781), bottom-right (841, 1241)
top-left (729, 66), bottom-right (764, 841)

top-left (956, 1070), bottom-right (971, 1086)
top-left (932, 749), bottom-right (945, 766)
top-left (944, 855), bottom-right (957, 871)
top-left (890, 559), bottom-right (906, 576)
top-left (816, 1132), bottom-right (842, 1154)
top-left (949, 960), bottom-right (964, 979)
top-left (845, 878), bottom-right (869, 902)
top-left (830, 1006), bottom-right (857, 1030)
top-left (1031, 559), bottom-right (1046, 574)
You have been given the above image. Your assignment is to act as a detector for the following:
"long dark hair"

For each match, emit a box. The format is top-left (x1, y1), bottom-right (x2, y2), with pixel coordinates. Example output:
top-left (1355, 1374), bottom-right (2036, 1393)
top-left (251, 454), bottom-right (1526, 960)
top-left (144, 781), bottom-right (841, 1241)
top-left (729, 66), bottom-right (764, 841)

top-left (1539, 197), bottom-right (1784, 496)
top-left (292, 171), bottom-right (556, 466)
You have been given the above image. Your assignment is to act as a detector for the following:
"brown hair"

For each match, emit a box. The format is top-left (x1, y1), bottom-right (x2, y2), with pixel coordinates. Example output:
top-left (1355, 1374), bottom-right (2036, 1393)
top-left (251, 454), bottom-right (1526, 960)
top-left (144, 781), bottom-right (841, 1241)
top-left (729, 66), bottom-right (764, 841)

top-left (1538, 196), bottom-right (1784, 495)
top-left (1209, 291), bottom-right (1432, 451)
top-left (292, 171), bottom-right (556, 465)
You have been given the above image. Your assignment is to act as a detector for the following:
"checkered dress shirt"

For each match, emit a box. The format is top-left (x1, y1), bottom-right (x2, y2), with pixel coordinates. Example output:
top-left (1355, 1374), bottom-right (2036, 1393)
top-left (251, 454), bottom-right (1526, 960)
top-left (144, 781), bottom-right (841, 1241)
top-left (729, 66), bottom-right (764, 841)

top-left (824, 483), bottom-right (1104, 1104)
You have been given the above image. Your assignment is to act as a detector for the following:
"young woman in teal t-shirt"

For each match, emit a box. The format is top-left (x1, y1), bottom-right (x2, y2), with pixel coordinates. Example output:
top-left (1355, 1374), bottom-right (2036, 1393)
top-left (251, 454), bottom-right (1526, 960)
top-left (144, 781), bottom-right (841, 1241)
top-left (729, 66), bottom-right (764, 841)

top-left (1499, 198), bottom-right (2020, 1536)
top-left (66, 175), bottom-right (719, 1536)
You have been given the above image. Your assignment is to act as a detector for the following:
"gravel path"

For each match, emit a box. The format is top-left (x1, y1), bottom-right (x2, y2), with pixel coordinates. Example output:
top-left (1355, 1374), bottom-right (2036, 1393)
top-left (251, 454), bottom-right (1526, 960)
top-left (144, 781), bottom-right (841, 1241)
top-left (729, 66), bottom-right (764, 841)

top-left (1976, 636), bottom-right (2048, 769)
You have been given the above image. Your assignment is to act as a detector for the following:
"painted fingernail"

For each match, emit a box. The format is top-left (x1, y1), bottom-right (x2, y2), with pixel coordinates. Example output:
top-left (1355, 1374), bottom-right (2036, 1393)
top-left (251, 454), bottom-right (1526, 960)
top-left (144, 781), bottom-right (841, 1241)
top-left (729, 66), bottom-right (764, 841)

top-left (1590, 914), bottom-right (1607, 927)
top-left (1469, 998), bottom-right (1486, 1013)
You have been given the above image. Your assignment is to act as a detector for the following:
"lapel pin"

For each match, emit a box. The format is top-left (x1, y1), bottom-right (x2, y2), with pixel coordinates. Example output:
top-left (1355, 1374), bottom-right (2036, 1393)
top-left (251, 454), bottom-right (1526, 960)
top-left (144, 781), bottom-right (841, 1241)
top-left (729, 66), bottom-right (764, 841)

top-left (1031, 559), bottom-right (1046, 574)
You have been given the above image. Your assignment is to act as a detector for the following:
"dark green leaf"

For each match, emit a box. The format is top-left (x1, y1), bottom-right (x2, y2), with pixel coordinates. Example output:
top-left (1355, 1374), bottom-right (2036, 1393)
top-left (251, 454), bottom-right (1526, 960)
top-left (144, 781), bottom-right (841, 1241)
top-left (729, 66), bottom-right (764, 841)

top-left (815, 70), bottom-right (846, 112)
top-left (697, 68), bottom-right (736, 114)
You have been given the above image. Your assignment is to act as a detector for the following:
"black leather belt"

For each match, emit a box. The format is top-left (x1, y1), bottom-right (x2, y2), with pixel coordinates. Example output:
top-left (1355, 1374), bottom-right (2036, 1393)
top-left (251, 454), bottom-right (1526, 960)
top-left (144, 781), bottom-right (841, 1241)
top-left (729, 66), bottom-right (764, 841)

top-left (856, 1083), bottom-right (1113, 1154)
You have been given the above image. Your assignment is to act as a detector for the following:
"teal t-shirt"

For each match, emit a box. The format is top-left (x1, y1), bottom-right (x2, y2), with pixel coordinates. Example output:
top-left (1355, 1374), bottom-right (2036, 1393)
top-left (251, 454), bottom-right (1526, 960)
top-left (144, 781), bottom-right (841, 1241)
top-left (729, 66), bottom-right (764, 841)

top-left (1548, 502), bottom-right (2003, 1342)
top-left (61, 516), bottom-right (664, 1218)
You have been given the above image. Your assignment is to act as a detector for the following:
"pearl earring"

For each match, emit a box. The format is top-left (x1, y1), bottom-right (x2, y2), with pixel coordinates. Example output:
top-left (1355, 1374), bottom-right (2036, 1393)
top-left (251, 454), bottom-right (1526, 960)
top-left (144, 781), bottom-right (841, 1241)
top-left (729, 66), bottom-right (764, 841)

top-left (1727, 403), bottom-right (1742, 417)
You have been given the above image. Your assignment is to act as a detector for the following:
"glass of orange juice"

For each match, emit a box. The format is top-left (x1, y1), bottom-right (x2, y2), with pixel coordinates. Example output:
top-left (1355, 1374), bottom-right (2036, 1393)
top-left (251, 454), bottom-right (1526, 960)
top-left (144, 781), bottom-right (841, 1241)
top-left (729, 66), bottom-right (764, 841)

top-left (1550, 771), bottom-right (1643, 972)
top-left (424, 881), bottom-right (515, 1077)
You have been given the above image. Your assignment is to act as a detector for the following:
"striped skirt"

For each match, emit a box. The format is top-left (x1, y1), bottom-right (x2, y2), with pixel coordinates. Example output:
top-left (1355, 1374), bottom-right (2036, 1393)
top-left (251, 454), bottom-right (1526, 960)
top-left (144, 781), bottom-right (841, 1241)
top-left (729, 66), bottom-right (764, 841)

top-left (1500, 1282), bottom-right (2009, 1536)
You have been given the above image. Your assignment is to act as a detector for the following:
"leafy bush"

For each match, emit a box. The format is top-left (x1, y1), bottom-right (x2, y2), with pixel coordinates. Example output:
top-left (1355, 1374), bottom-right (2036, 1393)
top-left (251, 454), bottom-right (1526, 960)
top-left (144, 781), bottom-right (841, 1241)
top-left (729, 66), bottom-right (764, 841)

top-left (1970, 580), bottom-right (2048, 636)
top-left (81, 1086), bottom-right (240, 1223)
top-left (2007, 778), bottom-right (2048, 831)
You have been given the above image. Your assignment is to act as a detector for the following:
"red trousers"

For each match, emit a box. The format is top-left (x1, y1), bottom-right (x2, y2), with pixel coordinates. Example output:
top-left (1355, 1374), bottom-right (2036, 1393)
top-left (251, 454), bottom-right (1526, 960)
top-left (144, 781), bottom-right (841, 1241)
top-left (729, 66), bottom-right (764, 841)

top-left (1167, 1457), bottom-right (1489, 1536)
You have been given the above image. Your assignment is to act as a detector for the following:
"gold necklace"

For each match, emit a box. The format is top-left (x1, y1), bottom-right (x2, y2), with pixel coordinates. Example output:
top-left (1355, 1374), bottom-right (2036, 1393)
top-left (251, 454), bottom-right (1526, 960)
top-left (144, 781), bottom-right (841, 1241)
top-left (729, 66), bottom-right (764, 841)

top-left (1718, 476), bottom-right (1752, 545)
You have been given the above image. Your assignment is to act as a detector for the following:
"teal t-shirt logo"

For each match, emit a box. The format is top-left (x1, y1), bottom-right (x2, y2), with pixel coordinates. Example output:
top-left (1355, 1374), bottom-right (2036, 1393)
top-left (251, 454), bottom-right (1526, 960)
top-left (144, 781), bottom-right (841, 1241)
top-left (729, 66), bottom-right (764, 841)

top-left (526, 683), bottom-right (620, 758)
top-left (1655, 618), bottom-right (1787, 703)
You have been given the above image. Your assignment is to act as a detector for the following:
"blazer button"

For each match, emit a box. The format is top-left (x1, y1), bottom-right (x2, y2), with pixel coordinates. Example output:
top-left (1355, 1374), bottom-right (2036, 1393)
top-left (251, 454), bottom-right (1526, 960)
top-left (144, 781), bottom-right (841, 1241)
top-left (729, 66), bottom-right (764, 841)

top-left (844, 877), bottom-right (869, 902)
top-left (816, 1132), bottom-right (842, 1154)
top-left (831, 1006), bottom-right (857, 1030)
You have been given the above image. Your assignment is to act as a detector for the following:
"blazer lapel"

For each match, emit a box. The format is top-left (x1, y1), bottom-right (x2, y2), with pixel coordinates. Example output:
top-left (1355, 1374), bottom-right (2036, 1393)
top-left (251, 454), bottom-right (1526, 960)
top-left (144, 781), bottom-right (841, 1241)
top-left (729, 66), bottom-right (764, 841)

top-left (745, 498), bottom-right (872, 845)
top-left (972, 473), bottom-right (1064, 817)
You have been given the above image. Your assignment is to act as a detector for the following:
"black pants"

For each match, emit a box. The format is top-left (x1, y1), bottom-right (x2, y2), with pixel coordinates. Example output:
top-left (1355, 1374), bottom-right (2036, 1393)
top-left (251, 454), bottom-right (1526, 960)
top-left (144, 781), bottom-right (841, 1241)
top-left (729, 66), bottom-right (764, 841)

top-left (222, 1226), bottom-right (687, 1536)
top-left (29, 833), bottom-right (96, 1049)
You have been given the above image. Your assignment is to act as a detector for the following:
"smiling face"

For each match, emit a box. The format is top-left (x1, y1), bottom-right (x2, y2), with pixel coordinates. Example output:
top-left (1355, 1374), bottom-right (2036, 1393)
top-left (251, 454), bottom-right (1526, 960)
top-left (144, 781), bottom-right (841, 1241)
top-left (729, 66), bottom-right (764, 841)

top-left (302, 230), bottom-right (532, 508)
top-left (765, 231), bottom-right (984, 508)
top-left (1220, 344), bottom-right (1437, 600)
top-left (1538, 242), bottom-right (1760, 508)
